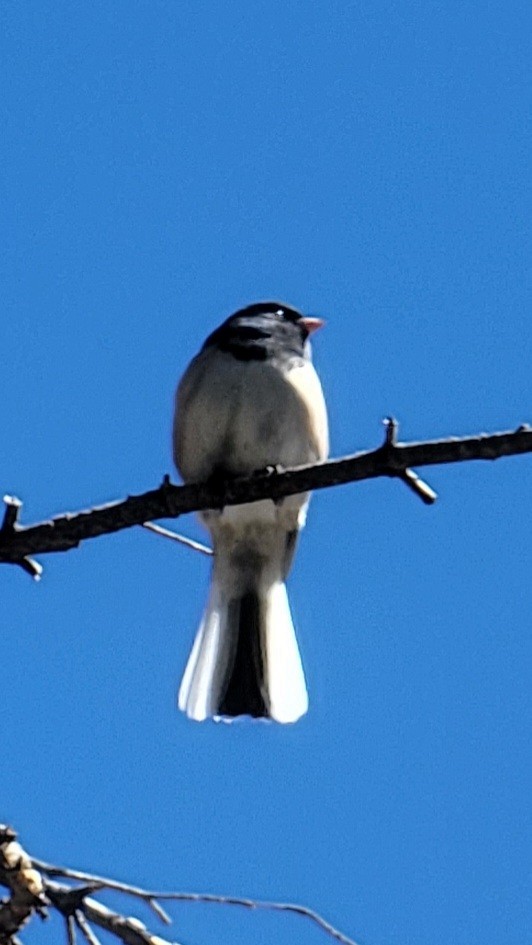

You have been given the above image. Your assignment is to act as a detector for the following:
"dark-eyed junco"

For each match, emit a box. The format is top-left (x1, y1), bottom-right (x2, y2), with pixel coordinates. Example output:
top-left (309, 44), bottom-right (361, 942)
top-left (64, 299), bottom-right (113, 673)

top-left (173, 301), bottom-right (328, 723)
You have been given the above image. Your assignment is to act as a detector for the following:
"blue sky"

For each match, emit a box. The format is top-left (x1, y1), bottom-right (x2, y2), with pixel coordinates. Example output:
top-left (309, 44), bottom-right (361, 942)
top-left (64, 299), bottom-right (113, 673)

top-left (1, 2), bottom-right (531, 944)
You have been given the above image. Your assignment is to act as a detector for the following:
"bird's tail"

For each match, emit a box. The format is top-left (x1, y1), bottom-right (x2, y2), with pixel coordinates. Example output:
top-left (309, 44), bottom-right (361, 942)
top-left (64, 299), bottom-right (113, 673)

top-left (178, 567), bottom-right (308, 723)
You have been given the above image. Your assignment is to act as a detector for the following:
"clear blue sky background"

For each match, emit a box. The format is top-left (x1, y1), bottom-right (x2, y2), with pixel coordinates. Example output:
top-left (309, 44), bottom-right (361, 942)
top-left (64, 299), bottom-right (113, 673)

top-left (1, 3), bottom-right (531, 944)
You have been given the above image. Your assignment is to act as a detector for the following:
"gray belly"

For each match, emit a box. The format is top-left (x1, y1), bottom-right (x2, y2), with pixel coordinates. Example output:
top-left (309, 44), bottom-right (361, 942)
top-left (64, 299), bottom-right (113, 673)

top-left (174, 348), bottom-right (326, 482)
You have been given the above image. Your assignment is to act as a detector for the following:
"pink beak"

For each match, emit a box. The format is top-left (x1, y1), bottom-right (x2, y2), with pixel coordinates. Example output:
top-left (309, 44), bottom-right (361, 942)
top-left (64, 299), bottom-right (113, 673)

top-left (300, 316), bottom-right (325, 335)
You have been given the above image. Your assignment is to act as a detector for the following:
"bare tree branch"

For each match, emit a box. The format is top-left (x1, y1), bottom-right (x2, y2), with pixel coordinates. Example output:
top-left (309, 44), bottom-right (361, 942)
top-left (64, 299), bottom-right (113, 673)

top-left (150, 891), bottom-right (359, 945)
top-left (80, 898), bottom-right (179, 945)
top-left (38, 865), bottom-right (170, 927)
top-left (0, 422), bottom-right (531, 574)
top-left (34, 858), bottom-right (360, 945)
top-left (46, 884), bottom-right (177, 945)
top-left (45, 884), bottom-right (180, 945)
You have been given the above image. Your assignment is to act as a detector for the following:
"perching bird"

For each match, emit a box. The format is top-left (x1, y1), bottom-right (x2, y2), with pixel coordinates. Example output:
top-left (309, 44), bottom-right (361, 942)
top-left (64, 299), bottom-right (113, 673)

top-left (173, 301), bottom-right (328, 723)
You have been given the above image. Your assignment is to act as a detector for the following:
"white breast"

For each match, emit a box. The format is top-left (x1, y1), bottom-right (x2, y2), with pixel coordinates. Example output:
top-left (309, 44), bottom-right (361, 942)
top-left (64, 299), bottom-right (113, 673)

top-left (174, 346), bottom-right (328, 484)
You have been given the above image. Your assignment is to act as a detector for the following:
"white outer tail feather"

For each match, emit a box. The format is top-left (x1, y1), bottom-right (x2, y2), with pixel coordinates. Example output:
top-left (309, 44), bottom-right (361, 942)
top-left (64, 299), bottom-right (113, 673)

top-left (262, 582), bottom-right (309, 723)
top-left (178, 575), bottom-right (308, 724)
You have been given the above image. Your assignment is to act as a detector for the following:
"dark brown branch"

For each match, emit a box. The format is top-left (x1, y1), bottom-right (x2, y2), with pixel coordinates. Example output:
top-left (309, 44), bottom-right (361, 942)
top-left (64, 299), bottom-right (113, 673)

top-left (0, 423), bottom-right (530, 571)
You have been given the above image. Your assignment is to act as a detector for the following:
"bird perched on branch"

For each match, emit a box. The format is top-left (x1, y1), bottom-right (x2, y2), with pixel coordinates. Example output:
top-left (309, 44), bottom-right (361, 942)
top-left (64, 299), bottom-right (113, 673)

top-left (173, 301), bottom-right (328, 723)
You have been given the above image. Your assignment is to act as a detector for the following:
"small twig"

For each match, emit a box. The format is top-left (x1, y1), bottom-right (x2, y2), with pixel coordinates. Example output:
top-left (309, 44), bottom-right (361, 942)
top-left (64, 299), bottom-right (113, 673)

top-left (75, 909), bottom-right (102, 945)
top-left (67, 914), bottom-right (77, 945)
top-left (17, 557), bottom-right (44, 580)
top-left (1, 495), bottom-right (22, 531)
top-left (382, 418), bottom-right (437, 504)
top-left (141, 522), bottom-right (213, 557)
top-left (0, 496), bottom-right (43, 581)
top-left (383, 416), bottom-right (398, 448)
top-left (146, 899), bottom-right (171, 926)
top-left (398, 468), bottom-right (438, 505)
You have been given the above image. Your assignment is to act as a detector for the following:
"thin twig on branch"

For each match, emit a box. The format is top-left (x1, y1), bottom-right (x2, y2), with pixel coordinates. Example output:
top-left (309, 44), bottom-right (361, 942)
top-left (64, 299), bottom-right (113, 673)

top-left (0, 421), bottom-right (530, 575)
top-left (141, 522), bottom-right (213, 556)
top-left (67, 914), bottom-right (77, 945)
top-left (40, 870), bottom-right (360, 945)
top-left (74, 910), bottom-right (102, 945)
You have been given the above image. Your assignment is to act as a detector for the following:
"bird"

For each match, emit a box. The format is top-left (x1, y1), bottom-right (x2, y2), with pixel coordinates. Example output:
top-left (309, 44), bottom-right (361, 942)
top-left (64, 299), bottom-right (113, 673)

top-left (173, 301), bottom-right (328, 723)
